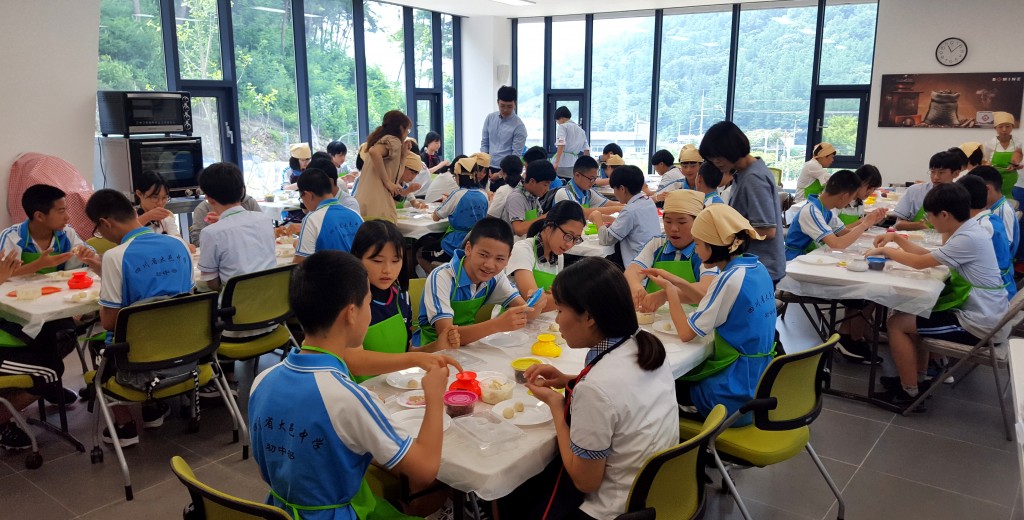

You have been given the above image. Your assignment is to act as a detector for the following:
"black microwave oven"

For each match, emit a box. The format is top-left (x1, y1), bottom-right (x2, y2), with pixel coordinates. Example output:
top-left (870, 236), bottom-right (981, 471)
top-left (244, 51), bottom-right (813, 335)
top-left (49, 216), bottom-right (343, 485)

top-left (97, 91), bottom-right (193, 137)
top-left (95, 136), bottom-right (204, 198)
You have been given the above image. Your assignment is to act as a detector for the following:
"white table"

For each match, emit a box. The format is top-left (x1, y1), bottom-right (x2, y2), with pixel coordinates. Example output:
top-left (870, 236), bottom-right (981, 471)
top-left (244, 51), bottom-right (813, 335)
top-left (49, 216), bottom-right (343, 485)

top-left (260, 200), bottom-right (301, 221)
top-left (0, 271), bottom-right (101, 338)
top-left (395, 205), bottom-right (449, 240)
top-left (362, 309), bottom-right (710, 500)
top-left (566, 232), bottom-right (615, 258)
top-left (1007, 338), bottom-right (1024, 500)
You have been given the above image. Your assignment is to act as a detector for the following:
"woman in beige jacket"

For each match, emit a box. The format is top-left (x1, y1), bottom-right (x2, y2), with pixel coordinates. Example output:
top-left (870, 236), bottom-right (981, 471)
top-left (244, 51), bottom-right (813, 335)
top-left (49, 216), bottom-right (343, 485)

top-left (356, 110), bottom-right (412, 222)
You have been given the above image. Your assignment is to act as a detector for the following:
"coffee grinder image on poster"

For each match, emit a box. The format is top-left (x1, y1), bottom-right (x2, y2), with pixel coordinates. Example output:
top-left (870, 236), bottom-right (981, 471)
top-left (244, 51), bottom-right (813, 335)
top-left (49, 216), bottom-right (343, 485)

top-left (878, 72), bottom-right (1023, 128)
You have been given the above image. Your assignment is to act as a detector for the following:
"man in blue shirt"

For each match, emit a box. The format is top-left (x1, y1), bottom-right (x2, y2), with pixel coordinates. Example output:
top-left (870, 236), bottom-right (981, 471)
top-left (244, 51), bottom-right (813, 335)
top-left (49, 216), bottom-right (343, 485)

top-left (480, 86), bottom-right (528, 170)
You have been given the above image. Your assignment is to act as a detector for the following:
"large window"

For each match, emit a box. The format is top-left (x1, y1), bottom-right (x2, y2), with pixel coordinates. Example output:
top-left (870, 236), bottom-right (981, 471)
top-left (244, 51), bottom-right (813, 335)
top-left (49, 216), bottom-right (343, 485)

top-left (550, 18), bottom-right (585, 90)
top-left (364, 1), bottom-right (406, 127)
top-left (441, 14), bottom-right (456, 159)
top-left (232, 0), bottom-right (301, 168)
top-left (304, 0), bottom-right (358, 158)
top-left (98, 0), bottom-right (167, 92)
top-left (819, 0), bottom-right (878, 86)
top-left (590, 13), bottom-right (655, 168)
top-left (655, 8), bottom-right (732, 155)
top-left (175, 0), bottom-right (223, 80)
top-left (413, 9), bottom-right (433, 90)
top-left (516, 19), bottom-right (545, 150)
top-left (734, 3), bottom-right (818, 185)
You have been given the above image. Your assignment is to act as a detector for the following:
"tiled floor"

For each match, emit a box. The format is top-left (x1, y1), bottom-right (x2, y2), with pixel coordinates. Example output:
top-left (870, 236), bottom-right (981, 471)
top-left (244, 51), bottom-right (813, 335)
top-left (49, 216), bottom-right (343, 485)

top-left (2, 310), bottom-right (1021, 519)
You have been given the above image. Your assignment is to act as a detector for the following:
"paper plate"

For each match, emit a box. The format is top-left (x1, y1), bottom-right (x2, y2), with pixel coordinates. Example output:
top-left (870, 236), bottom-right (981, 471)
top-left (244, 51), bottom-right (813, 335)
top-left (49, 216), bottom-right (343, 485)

top-left (490, 396), bottom-right (551, 426)
top-left (795, 255), bottom-right (838, 266)
top-left (386, 368), bottom-right (426, 389)
top-left (397, 390), bottom-right (427, 408)
top-left (390, 408), bottom-right (451, 438)
top-left (652, 319), bottom-right (678, 337)
top-left (479, 331), bottom-right (529, 348)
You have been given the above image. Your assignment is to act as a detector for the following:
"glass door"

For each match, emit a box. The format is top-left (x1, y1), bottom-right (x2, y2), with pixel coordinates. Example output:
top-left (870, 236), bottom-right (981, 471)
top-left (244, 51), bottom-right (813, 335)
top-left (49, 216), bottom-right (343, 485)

top-left (810, 90), bottom-right (869, 168)
top-left (179, 86), bottom-right (238, 167)
top-left (414, 93), bottom-right (442, 144)
top-left (545, 93), bottom-right (586, 157)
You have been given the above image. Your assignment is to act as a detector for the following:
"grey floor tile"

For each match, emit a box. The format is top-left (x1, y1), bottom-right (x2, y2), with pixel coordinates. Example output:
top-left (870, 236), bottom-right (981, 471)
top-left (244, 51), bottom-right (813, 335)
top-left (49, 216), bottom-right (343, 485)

top-left (862, 424), bottom-right (1019, 507)
top-left (1012, 484), bottom-right (1023, 520)
top-left (806, 409), bottom-right (888, 465)
top-left (703, 490), bottom-right (817, 520)
top-left (0, 472), bottom-right (76, 519)
top-left (825, 468), bottom-right (1011, 520)
top-left (891, 392), bottom-right (1015, 453)
top-left (717, 454), bottom-right (855, 519)
top-left (821, 392), bottom-right (896, 424)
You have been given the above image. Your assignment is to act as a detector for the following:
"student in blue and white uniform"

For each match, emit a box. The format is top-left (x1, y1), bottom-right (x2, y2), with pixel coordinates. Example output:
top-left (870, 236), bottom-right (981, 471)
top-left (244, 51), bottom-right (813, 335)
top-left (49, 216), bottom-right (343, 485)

top-left (487, 155), bottom-right (525, 219)
top-left (588, 165), bottom-right (660, 268)
top-left (500, 159), bottom-right (555, 237)
top-left (250, 250), bottom-right (458, 520)
top-left (417, 155), bottom-right (490, 267)
top-left (866, 183), bottom-right (1008, 406)
top-left (0, 185), bottom-right (99, 275)
top-left (90, 189), bottom-right (193, 447)
top-left (647, 204), bottom-right (774, 425)
top-left (785, 170), bottom-right (887, 261)
top-left (507, 201), bottom-right (587, 313)
top-left (892, 150), bottom-right (960, 231)
top-left (626, 190), bottom-right (719, 313)
top-left (294, 169), bottom-right (365, 262)
top-left (651, 149), bottom-right (685, 202)
top-left (959, 175), bottom-right (1016, 299)
top-left (552, 156), bottom-right (620, 211)
top-left (415, 218), bottom-right (539, 349)
top-left (695, 161), bottom-right (725, 207)
top-left (970, 166), bottom-right (1020, 257)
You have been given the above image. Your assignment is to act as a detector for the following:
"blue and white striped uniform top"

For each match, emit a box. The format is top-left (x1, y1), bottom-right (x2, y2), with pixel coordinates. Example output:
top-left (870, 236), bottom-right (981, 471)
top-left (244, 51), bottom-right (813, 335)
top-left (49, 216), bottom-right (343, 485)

top-left (991, 197), bottom-right (1019, 254)
top-left (250, 349), bottom-right (412, 520)
top-left (785, 194), bottom-right (843, 261)
top-left (296, 198), bottom-right (364, 257)
top-left (98, 227), bottom-right (193, 311)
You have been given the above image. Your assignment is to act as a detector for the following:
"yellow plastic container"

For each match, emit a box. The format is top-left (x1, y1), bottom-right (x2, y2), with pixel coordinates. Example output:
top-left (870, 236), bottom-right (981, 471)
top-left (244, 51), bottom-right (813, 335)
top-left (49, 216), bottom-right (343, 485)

top-left (532, 334), bottom-right (562, 358)
top-left (511, 357), bottom-right (543, 383)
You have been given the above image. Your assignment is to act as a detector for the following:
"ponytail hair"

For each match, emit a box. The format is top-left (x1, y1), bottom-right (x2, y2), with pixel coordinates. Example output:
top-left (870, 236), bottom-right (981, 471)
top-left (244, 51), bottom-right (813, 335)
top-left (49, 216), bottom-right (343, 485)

top-left (551, 257), bottom-right (666, 371)
top-left (527, 200), bottom-right (585, 238)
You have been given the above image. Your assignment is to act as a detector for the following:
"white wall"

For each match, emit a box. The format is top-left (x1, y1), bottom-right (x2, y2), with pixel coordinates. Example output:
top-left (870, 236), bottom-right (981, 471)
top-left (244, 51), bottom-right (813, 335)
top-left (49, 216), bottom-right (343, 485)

top-left (0, 1), bottom-right (101, 228)
top-left (866, 0), bottom-right (1024, 185)
top-left (460, 16), bottom-right (513, 155)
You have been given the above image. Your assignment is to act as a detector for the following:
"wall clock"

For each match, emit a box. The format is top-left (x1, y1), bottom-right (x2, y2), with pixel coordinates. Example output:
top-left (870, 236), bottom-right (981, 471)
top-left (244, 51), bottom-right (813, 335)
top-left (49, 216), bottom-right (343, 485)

top-left (935, 37), bottom-right (967, 66)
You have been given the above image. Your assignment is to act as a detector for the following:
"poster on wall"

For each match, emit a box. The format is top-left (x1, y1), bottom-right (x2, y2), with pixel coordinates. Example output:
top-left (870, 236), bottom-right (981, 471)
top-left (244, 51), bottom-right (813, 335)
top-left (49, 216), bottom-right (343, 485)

top-left (878, 72), bottom-right (1023, 128)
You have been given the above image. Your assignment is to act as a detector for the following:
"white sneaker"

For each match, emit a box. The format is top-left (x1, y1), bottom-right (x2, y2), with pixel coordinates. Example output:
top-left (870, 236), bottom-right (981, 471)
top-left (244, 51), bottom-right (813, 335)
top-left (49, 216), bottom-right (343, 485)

top-left (425, 499), bottom-right (454, 520)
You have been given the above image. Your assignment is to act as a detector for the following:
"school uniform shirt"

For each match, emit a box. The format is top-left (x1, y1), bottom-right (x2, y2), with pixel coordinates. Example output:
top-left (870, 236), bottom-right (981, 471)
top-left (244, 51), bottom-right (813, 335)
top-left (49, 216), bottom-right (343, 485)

top-left (424, 173), bottom-right (458, 204)
top-left (654, 167), bottom-right (688, 197)
top-left (486, 184), bottom-right (515, 218)
top-left (931, 217), bottom-right (1008, 339)
top-left (687, 254), bottom-right (776, 425)
top-left (370, 285), bottom-right (412, 349)
top-left (784, 194), bottom-right (844, 261)
top-left (136, 207), bottom-right (181, 238)
top-left (506, 236), bottom-right (563, 279)
top-left (892, 182), bottom-right (933, 221)
top-left (570, 337), bottom-right (678, 519)
top-left (719, 184), bottom-right (733, 205)
top-left (250, 349), bottom-right (412, 520)
top-left (795, 158), bottom-right (829, 202)
top-left (599, 193), bottom-right (660, 267)
top-left (190, 195), bottom-right (263, 244)
top-left (0, 221), bottom-right (91, 270)
top-left (499, 187), bottom-right (541, 231)
top-left (553, 120), bottom-right (590, 169)
top-left (99, 227), bottom-right (193, 311)
top-left (295, 199), bottom-right (365, 258)
top-left (972, 211), bottom-right (1016, 300)
top-left (553, 180), bottom-right (610, 208)
top-left (704, 191), bottom-right (725, 207)
top-left (991, 197), bottom-right (1019, 252)
top-left (414, 249), bottom-right (520, 346)
top-left (630, 235), bottom-right (718, 283)
top-left (435, 188), bottom-right (489, 256)
top-left (197, 206), bottom-right (276, 284)
top-left (412, 167), bottom-right (432, 198)
top-left (729, 159), bottom-right (785, 281)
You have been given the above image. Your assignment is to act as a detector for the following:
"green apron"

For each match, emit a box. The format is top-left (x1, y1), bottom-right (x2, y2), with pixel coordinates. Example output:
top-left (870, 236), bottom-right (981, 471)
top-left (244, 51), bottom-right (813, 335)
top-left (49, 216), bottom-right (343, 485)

top-left (354, 312), bottom-right (408, 384)
top-left (804, 179), bottom-right (824, 198)
top-left (525, 208), bottom-right (539, 221)
top-left (837, 210), bottom-right (861, 226)
top-left (991, 146), bottom-right (1017, 199)
top-left (532, 240), bottom-right (557, 291)
top-left (21, 250), bottom-right (60, 274)
top-left (678, 334), bottom-right (776, 382)
top-left (419, 263), bottom-right (492, 345)
top-left (912, 206), bottom-right (934, 229)
top-left (932, 268), bottom-right (1004, 312)
top-left (645, 242), bottom-right (696, 293)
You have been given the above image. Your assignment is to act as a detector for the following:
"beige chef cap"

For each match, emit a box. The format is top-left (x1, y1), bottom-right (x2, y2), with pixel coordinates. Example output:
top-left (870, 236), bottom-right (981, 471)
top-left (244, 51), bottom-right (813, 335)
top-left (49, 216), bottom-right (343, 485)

top-left (604, 154), bottom-right (625, 166)
top-left (691, 204), bottom-right (764, 253)
top-left (289, 143), bottom-right (311, 160)
top-left (403, 151), bottom-right (424, 172)
top-left (959, 142), bottom-right (983, 160)
top-left (812, 142), bottom-right (836, 159)
top-left (994, 112), bottom-right (1016, 127)
top-left (677, 144), bottom-right (703, 163)
top-left (663, 189), bottom-right (704, 218)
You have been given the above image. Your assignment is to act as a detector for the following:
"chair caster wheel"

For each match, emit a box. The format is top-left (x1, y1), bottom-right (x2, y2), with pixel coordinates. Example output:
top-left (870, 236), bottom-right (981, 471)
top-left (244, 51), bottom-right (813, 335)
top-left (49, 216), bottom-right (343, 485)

top-left (188, 418), bottom-right (200, 433)
top-left (25, 452), bottom-right (43, 469)
top-left (90, 447), bottom-right (104, 464)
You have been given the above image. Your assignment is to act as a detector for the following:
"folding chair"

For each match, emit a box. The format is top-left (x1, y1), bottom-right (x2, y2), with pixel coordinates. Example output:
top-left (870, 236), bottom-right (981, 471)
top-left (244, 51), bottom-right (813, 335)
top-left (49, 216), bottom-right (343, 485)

top-left (171, 456), bottom-right (290, 520)
top-left (680, 335), bottom-right (844, 520)
top-left (217, 264), bottom-right (300, 380)
top-left (623, 405), bottom-right (727, 520)
top-left (904, 289), bottom-right (1024, 440)
top-left (0, 375), bottom-right (43, 469)
top-left (84, 292), bottom-right (247, 501)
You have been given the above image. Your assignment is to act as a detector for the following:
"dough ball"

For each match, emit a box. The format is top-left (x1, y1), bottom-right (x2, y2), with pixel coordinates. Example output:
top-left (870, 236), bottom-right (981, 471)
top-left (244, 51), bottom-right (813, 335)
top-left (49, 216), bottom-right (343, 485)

top-left (502, 407), bottom-right (515, 419)
top-left (548, 323), bottom-right (560, 333)
top-left (407, 379), bottom-right (420, 389)
top-left (513, 401), bottom-right (525, 412)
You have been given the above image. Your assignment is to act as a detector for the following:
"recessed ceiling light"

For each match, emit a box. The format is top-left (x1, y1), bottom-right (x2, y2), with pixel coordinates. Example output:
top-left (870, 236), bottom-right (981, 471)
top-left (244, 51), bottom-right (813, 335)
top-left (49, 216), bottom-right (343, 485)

top-left (491, 0), bottom-right (536, 6)
top-left (252, 6), bottom-right (287, 14)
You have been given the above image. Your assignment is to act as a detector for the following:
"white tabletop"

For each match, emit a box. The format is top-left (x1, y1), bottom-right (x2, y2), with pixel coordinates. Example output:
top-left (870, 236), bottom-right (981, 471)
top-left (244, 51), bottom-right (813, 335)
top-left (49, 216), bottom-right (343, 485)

top-left (0, 271), bottom-right (101, 337)
top-left (777, 229), bottom-right (947, 317)
top-left (260, 199), bottom-right (301, 220)
top-left (395, 204), bottom-right (449, 240)
top-left (1006, 338), bottom-right (1024, 500)
top-left (362, 309), bottom-right (710, 500)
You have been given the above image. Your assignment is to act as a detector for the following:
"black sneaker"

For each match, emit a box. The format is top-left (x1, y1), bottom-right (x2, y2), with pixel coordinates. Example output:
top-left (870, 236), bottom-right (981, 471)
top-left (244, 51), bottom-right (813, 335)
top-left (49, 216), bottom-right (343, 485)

top-left (141, 401), bottom-right (170, 429)
top-left (102, 421), bottom-right (139, 447)
top-left (872, 386), bottom-right (926, 411)
top-left (198, 382), bottom-right (238, 399)
top-left (837, 339), bottom-right (882, 365)
top-left (43, 386), bottom-right (79, 407)
top-left (0, 422), bottom-right (32, 450)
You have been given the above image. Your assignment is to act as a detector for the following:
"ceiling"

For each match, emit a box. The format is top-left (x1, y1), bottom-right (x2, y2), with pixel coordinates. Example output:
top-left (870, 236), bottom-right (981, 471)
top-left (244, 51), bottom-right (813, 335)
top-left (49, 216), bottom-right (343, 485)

top-left (386, 0), bottom-right (779, 18)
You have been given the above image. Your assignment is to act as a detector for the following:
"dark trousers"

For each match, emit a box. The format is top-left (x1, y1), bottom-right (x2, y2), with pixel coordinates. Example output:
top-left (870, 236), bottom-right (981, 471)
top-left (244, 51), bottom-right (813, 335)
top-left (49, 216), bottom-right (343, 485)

top-left (498, 458), bottom-right (594, 520)
top-left (0, 318), bottom-right (76, 395)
